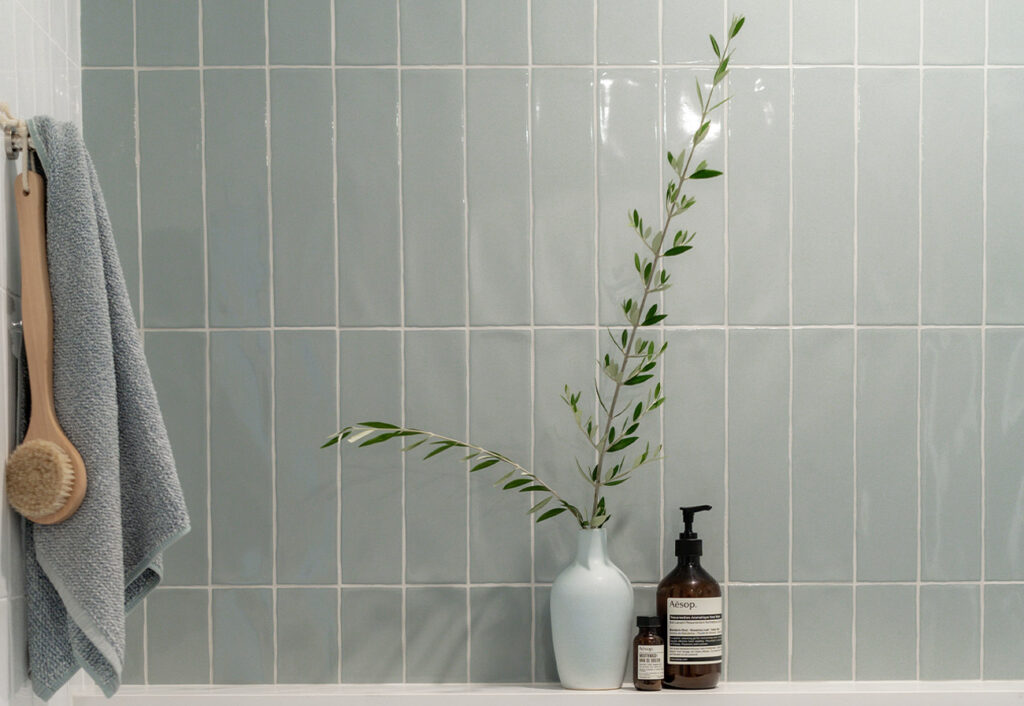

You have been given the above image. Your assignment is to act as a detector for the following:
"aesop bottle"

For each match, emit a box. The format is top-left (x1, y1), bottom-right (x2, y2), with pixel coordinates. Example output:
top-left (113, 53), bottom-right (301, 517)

top-left (656, 505), bottom-right (722, 689)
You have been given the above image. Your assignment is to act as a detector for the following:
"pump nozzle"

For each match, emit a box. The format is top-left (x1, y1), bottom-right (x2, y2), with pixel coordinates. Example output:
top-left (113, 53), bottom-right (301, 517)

top-left (675, 505), bottom-right (712, 558)
top-left (680, 505), bottom-right (712, 537)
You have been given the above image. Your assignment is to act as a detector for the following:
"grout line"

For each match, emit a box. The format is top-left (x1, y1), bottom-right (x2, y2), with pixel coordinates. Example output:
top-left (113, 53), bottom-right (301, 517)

top-left (262, 0), bottom-right (278, 685)
top-left (591, 0), bottom-right (600, 454)
top-left (851, 0), bottom-right (860, 681)
top-left (656, 0), bottom-right (666, 590)
top-left (330, 0), bottom-right (342, 683)
top-left (721, 0), bottom-right (730, 682)
top-left (526, 0), bottom-right (537, 683)
top-left (396, 0), bottom-right (408, 683)
top-left (979, 0), bottom-right (989, 679)
top-left (462, 0), bottom-right (471, 683)
top-left (915, 0), bottom-right (924, 680)
top-left (787, 0), bottom-right (795, 681)
top-left (132, 323), bottom-right (1024, 333)
top-left (80, 62), bottom-right (1024, 71)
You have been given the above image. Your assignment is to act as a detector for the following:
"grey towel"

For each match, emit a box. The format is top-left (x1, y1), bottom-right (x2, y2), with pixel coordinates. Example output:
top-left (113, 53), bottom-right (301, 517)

top-left (20, 117), bottom-right (190, 700)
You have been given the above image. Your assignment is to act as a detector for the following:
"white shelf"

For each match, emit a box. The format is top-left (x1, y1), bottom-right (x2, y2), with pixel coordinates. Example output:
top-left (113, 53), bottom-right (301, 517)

top-left (71, 681), bottom-right (1024, 706)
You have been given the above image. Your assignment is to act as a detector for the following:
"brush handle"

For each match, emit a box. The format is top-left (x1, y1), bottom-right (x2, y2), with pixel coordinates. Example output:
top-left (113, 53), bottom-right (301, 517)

top-left (14, 170), bottom-right (61, 438)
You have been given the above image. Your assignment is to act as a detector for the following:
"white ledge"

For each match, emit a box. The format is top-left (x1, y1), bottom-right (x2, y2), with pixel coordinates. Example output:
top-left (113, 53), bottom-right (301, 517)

top-left (71, 681), bottom-right (1024, 706)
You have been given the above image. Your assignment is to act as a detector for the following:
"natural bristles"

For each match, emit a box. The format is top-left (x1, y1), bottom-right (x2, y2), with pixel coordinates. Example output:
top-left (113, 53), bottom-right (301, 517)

top-left (5, 439), bottom-right (75, 520)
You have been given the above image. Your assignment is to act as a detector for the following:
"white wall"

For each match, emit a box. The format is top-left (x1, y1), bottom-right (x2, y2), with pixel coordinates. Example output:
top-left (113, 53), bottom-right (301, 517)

top-left (0, 0), bottom-right (81, 702)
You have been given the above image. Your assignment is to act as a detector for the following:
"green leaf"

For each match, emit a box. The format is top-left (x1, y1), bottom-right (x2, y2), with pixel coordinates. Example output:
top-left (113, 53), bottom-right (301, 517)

top-left (536, 507), bottom-right (567, 522)
top-left (359, 421), bottom-right (400, 429)
top-left (607, 436), bottom-right (638, 453)
top-left (528, 496), bottom-right (553, 514)
top-left (423, 441), bottom-right (455, 459)
top-left (518, 484), bottom-right (549, 493)
top-left (471, 458), bottom-right (501, 472)
top-left (730, 15), bottom-right (745, 38)
top-left (624, 374), bottom-right (654, 386)
top-left (710, 34), bottom-right (721, 57)
top-left (664, 245), bottom-right (692, 257)
top-left (403, 437), bottom-right (430, 451)
top-left (689, 169), bottom-right (723, 179)
top-left (503, 478), bottom-right (532, 490)
top-left (358, 432), bottom-right (399, 447)
top-left (321, 436), bottom-right (339, 449)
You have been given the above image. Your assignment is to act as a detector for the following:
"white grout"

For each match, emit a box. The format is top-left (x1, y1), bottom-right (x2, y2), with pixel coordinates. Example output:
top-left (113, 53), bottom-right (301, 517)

top-left (329, 0), bottom-right (342, 685)
top-left (786, 0), bottom-right (795, 681)
top-left (395, 0), bottom-right (408, 683)
top-left (461, 0), bottom-right (471, 682)
top-left (979, 0), bottom-right (990, 680)
top-left (526, 0), bottom-right (537, 683)
top-left (915, 0), bottom-right (925, 681)
top-left (852, 0), bottom-right (860, 681)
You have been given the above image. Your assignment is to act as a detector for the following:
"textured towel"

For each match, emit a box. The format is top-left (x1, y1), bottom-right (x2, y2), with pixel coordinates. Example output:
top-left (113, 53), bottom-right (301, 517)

top-left (19, 117), bottom-right (190, 700)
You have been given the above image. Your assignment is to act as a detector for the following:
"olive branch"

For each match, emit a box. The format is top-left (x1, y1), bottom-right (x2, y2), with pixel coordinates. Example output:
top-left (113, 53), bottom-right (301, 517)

top-left (324, 16), bottom-right (745, 529)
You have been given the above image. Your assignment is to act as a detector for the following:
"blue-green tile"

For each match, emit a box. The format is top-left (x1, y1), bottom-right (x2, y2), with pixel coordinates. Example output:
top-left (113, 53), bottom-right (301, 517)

top-left (857, 330), bottom-right (918, 582)
top-left (663, 0), bottom-right (724, 64)
top-left (275, 331), bottom-right (337, 584)
top-left (987, 70), bottom-right (1024, 323)
top-left (122, 603), bottom-right (145, 684)
top-left (469, 330), bottom-right (531, 583)
top-left (984, 584), bottom-right (1024, 678)
top-left (401, 70), bottom-right (465, 326)
top-left (340, 588), bottom-right (403, 682)
top-left (792, 586), bottom-right (851, 680)
top-left (985, 330), bottom-right (1024, 580)
top-left (336, 0), bottom-right (398, 65)
top-left (532, 69), bottom-right (595, 325)
top-left (663, 69), bottom-right (725, 324)
top-left (856, 585), bottom-right (917, 679)
top-left (533, 329), bottom-right (596, 581)
top-left (727, 69), bottom-right (789, 324)
top-left (400, 0), bottom-right (462, 64)
top-left (726, 586), bottom-right (788, 680)
top-left (598, 69), bottom-right (659, 327)
top-left (204, 69), bottom-right (270, 327)
top-left (405, 331), bottom-right (467, 583)
top-left (726, 0), bottom-right (788, 64)
top-left (793, 0), bottom-right (853, 63)
top-left (664, 330), bottom-right (725, 580)
top-left (535, 586), bottom-right (557, 682)
top-left (532, 0), bottom-right (592, 64)
top-left (138, 71), bottom-right (205, 327)
top-left (269, 0), bottom-right (331, 65)
top-left (792, 69), bottom-right (854, 324)
top-left (210, 332), bottom-right (273, 584)
top-left (277, 588), bottom-right (339, 683)
top-left (467, 69), bottom-right (530, 325)
top-left (858, 0), bottom-right (919, 64)
top-left (337, 69), bottom-right (401, 326)
top-left (147, 589), bottom-right (209, 684)
top-left (793, 330), bottom-right (854, 581)
top-left (921, 584), bottom-right (980, 680)
top-left (923, 0), bottom-right (984, 64)
top-left (212, 589), bottom-right (274, 683)
top-left (728, 330), bottom-right (789, 582)
top-left (922, 70), bottom-right (983, 324)
top-left (857, 69), bottom-right (919, 324)
top-left (136, 0), bottom-right (198, 66)
top-left (145, 331), bottom-right (207, 585)
top-left (597, 0), bottom-right (657, 65)
top-left (339, 331), bottom-right (403, 584)
top-left (82, 69), bottom-right (139, 319)
top-left (470, 587), bottom-right (531, 682)
top-left (271, 69), bottom-right (336, 326)
top-left (203, 0), bottom-right (265, 65)
top-left (990, 1), bottom-right (1024, 64)
top-left (406, 587), bottom-right (467, 683)
top-left (921, 330), bottom-right (982, 581)
top-left (81, 0), bottom-right (133, 66)
top-left (466, 0), bottom-right (527, 65)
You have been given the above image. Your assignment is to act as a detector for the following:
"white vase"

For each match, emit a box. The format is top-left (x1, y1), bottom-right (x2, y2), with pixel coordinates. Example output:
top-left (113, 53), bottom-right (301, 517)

top-left (549, 528), bottom-right (634, 690)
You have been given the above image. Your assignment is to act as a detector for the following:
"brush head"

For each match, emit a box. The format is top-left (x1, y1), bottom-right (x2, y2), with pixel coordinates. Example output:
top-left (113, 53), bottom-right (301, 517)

top-left (5, 439), bottom-right (76, 520)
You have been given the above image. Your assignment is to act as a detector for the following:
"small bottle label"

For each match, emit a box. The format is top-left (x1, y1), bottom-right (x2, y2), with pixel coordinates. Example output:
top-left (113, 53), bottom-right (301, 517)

top-left (636, 644), bottom-right (664, 680)
top-left (666, 597), bottom-right (723, 665)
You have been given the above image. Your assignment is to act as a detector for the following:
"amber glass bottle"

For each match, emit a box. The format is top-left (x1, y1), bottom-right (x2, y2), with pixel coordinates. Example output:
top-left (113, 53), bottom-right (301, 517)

top-left (632, 616), bottom-right (664, 690)
top-left (656, 505), bottom-right (722, 689)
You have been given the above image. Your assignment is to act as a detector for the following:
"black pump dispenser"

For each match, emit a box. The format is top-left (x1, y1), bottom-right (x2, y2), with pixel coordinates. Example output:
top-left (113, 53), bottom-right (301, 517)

top-left (675, 505), bottom-right (712, 558)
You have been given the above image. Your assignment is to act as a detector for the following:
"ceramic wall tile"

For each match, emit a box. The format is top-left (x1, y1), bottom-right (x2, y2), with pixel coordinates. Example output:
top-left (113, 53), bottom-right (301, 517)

top-left (470, 587), bottom-right (532, 682)
top-left (406, 587), bottom-right (468, 683)
top-left (467, 69), bottom-right (531, 325)
top-left (146, 589), bottom-right (209, 684)
top-left (726, 586), bottom-right (789, 680)
top-left (202, 0), bottom-right (264, 65)
top-left (466, 0), bottom-right (527, 65)
top-left (984, 585), bottom-right (1024, 678)
top-left (792, 586), bottom-right (852, 680)
top-left (923, 0), bottom-right (985, 64)
top-left (856, 585), bottom-right (917, 680)
top-left (212, 589), bottom-right (274, 683)
top-left (792, 0), bottom-right (853, 64)
top-left (80, 0), bottom-right (132, 66)
top-left (663, 0), bottom-right (724, 65)
top-left (136, 0), bottom-right (197, 66)
top-left (597, 0), bottom-right (657, 65)
top-left (858, 0), bottom-right (919, 64)
top-left (726, 0), bottom-right (788, 64)
top-left (532, 0), bottom-right (593, 65)
top-left (277, 588), bottom-right (339, 683)
top-left (990, 1), bottom-right (1024, 64)
top-left (400, 0), bottom-right (462, 65)
top-left (268, 0), bottom-right (331, 65)
top-left (920, 584), bottom-right (980, 680)
top-left (336, 0), bottom-right (397, 65)
top-left (340, 588), bottom-right (403, 683)
top-left (986, 70), bottom-right (1024, 323)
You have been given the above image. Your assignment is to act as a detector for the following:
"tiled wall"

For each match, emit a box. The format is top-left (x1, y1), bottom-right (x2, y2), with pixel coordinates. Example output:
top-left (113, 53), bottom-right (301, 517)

top-left (78, 0), bottom-right (1024, 686)
top-left (0, 0), bottom-right (81, 703)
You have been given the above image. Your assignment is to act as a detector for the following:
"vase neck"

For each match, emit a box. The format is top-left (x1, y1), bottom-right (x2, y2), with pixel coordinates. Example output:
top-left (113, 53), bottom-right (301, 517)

top-left (574, 528), bottom-right (609, 568)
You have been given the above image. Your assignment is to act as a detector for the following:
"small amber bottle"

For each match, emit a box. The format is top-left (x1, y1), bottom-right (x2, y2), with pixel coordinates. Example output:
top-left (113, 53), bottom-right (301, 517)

top-left (632, 616), bottom-right (664, 691)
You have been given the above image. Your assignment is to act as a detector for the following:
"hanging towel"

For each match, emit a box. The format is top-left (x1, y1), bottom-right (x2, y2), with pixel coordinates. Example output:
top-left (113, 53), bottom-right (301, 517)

top-left (18, 117), bottom-right (190, 700)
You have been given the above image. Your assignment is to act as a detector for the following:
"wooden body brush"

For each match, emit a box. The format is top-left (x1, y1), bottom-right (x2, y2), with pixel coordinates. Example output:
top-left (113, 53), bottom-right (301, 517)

top-left (4, 169), bottom-right (87, 524)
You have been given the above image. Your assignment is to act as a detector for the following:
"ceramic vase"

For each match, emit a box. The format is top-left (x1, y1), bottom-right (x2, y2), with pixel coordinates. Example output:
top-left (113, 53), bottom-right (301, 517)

top-left (549, 528), bottom-right (634, 689)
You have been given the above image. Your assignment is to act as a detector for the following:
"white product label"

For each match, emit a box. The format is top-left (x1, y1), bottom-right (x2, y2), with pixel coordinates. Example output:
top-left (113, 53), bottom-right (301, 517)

top-left (666, 597), bottom-right (723, 665)
top-left (636, 644), bottom-right (664, 680)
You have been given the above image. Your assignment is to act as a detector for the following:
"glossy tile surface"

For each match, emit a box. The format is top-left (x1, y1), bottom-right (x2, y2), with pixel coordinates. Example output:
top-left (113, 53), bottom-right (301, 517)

top-left (340, 588), bottom-right (403, 683)
top-left (336, 0), bottom-right (397, 65)
top-left (856, 585), bottom-right (917, 680)
top-left (984, 584), bottom-right (1024, 679)
top-left (80, 0), bottom-right (132, 65)
top-left (858, 0), bottom-right (919, 64)
top-left (792, 0), bottom-right (853, 64)
top-left (268, 0), bottom-right (331, 65)
top-left (277, 588), bottom-right (339, 683)
top-left (792, 586), bottom-right (852, 680)
top-left (203, 0), bottom-right (264, 65)
top-left (597, 0), bottom-right (658, 65)
top-left (400, 0), bottom-right (462, 65)
top-left (470, 587), bottom-right (532, 682)
top-left (986, 70), bottom-right (1024, 323)
top-left (920, 584), bottom-right (980, 680)
top-left (136, 0), bottom-right (197, 66)
top-left (147, 589), bottom-right (209, 684)
top-left (406, 587), bottom-right (468, 683)
top-left (923, 0), bottom-right (985, 64)
top-left (212, 589), bottom-right (274, 683)
top-left (532, 0), bottom-right (593, 64)
top-left (726, 586), bottom-right (789, 680)
top-left (466, 0), bottom-right (527, 65)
